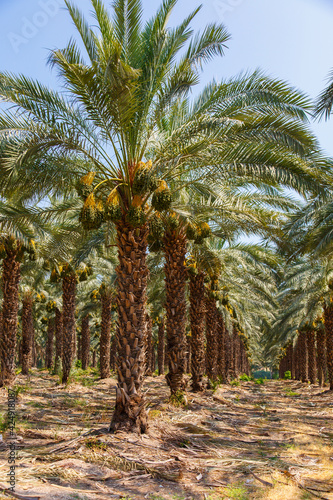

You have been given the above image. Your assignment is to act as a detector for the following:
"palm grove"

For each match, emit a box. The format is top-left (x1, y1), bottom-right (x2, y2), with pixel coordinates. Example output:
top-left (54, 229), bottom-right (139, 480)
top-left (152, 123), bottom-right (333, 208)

top-left (0, 0), bottom-right (332, 433)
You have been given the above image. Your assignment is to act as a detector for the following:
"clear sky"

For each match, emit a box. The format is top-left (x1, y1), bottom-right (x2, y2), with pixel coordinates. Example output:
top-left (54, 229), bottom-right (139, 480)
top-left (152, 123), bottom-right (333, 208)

top-left (1, 0), bottom-right (333, 155)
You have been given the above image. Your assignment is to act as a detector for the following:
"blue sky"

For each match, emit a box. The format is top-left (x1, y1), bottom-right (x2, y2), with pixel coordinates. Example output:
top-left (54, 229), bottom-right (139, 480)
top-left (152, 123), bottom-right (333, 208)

top-left (1, 0), bottom-right (333, 155)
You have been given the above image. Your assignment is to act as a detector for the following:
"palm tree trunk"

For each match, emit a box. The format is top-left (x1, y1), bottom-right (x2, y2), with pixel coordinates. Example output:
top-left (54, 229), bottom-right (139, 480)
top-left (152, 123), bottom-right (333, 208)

top-left (295, 337), bottom-right (301, 380)
top-left (0, 245), bottom-right (21, 386)
top-left (307, 330), bottom-right (317, 385)
top-left (299, 330), bottom-right (308, 383)
top-left (317, 329), bottom-right (326, 387)
top-left (61, 274), bottom-right (77, 384)
top-left (92, 350), bottom-right (96, 367)
top-left (186, 335), bottom-right (191, 374)
top-left (109, 221), bottom-right (149, 433)
top-left (54, 308), bottom-right (63, 374)
top-left (32, 340), bottom-right (37, 368)
top-left (77, 333), bottom-right (82, 364)
top-left (231, 328), bottom-right (239, 379)
top-left (291, 342), bottom-right (296, 379)
top-left (45, 317), bottom-right (55, 369)
top-left (217, 311), bottom-right (226, 382)
top-left (151, 341), bottom-right (156, 373)
top-left (189, 272), bottom-right (205, 392)
top-left (81, 314), bottom-right (90, 370)
top-left (100, 291), bottom-right (112, 379)
top-left (286, 343), bottom-right (293, 377)
top-left (157, 318), bottom-right (165, 375)
top-left (239, 339), bottom-right (245, 375)
top-left (21, 296), bottom-right (33, 375)
top-left (224, 331), bottom-right (232, 381)
top-left (145, 314), bottom-right (153, 376)
top-left (110, 333), bottom-right (117, 372)
top-left (163, 228), bottom-right (187, 395)
top-left (324, 304), bottom-right (333, 390)
top-left (205, 295), bottom-right (218, 387)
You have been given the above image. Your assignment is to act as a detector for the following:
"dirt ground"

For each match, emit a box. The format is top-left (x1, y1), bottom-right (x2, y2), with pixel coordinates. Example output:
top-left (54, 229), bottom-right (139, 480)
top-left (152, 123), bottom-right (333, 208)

top-left (1, 370), bottom-right (333, 500)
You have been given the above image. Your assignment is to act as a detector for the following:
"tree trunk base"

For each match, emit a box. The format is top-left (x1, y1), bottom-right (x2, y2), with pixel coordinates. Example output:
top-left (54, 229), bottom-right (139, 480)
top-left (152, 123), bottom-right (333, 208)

top-left (191, 379), bottom-right (204, 392)
top-left (0, 369), bottom-right (16, 387)
top-left (109, 387), bottom-right (148, 434)
top-left (166, 372), bottom-right (187, 394)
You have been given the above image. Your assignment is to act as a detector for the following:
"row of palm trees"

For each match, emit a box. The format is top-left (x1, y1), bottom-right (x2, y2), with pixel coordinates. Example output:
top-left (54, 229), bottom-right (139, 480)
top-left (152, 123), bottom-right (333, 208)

top-left (0, 0), bottom-right (332, 432)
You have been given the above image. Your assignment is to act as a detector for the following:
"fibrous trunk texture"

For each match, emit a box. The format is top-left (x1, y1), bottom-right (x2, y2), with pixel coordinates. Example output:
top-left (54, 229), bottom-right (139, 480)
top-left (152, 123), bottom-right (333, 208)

top-left (295, 336), bottom-right (301, 380)
top-left (0, 246), bottom-right (21, 386)
top-left (291, 342), bottom-right (296, 379)
top-left (110, 333), bottom-right (117, 372)
top-left (299, 330), bottom-right (308, 383)
top-left (317, 329), bottom-right (327, 387)
top-left (77, 334), bottom-right (82, 364)
top-left (151, 341), bottom-right (156, 373)
top-left (45, 317), bottom-right (55, 369)
top-left (54, 308), bottom-right (63, 374)
top-left (21, 295), bottom-right (34, 375)
top-left (287, 343), bottom-right (293, 377)
top-left (145, 314), bottom-right (153, 376)
top-left (100, 291), bottom-right (112, 379)
top-left (32, 341), bottom-right (37, 368)
top-left (61, 274), bottom-right (77, 384)
top-left (157, 318), bottom-right (165, 375)
top-left (307, 330), bottom-right (317, 385)
top-left (205, 295), bottom-right (218, 387)
top-left (185, 335), bottom-right (191, 374)
top-left (109, 222), bottom-right (149, 434)
top-left (224, 332), bottom-right (232, 381)
top-left (189, 272), bottom-right (206, 391)
top-left (217, 310), bottom-right (226, 382)
top-left (233, 329), bottom-right (241, 378)
top-left (81, 315), bottom-right (90, 370)
top-left (324, 304), bottom-right (333, 390)
top-left (164, 228), bottom-right (187, 395)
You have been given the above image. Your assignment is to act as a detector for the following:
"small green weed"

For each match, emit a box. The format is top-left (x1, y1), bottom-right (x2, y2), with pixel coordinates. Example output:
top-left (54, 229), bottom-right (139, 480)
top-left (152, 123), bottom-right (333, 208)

top-left (300, 491), bottom-right (314, 499)
top-left (285, 389), bottom-right (299, 397)
top-left (11, 384), bottom-right (29, 396)
top-left (0, 413), bottom-right (8, 433)
top-left (169, 391), bottom-right (187, 407)
top-left (148, 409), bottom-right (162, 420)
top-left (230, 379), bottom-right (240, 387)
top-left (209, 379), bottom-right (220, 391)
top-left (27, 401), bottom-right (45, 408)
top-left (63, 396), bottom-right (87, 408)
top-left (84, 437), bottom-right (107, 451)
top-left (284, 370), bottom-right (291, 380)
top-left (178, 439), bottom-right (191, 448)
top-left (221, 484), bottom-right (249, 500)
top-left (239, 373), bottom-right (252, 381)
top-left (254, 378), bottom-right (264, 385)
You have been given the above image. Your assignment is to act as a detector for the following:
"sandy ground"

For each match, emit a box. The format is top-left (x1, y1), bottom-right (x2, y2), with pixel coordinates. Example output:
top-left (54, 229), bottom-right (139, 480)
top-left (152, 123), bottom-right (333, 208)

top-left (1, 370), bottom-right (333, 500)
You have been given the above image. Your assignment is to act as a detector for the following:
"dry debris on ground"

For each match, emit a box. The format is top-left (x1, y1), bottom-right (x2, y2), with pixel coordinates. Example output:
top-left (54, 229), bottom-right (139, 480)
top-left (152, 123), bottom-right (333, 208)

top-left (1, 370), bottom-right (333, 500)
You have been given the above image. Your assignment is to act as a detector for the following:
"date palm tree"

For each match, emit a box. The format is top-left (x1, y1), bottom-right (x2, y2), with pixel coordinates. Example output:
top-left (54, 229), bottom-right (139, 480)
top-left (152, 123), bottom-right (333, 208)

top-left (21, 289), bottom-right (35, 375)
top-left (0, 0), bottom-right (231, 431)
top-left (0, 0), bottom-right (328, 424)
top-left (0, 198), bottom-right (45, 386)
top-left (281, 194), bottom-right (333, 388)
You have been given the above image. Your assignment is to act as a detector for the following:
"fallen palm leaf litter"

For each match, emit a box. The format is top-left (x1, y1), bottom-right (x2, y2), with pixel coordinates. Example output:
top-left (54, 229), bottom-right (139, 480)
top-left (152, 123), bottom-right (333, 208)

top-left (1, 373), bottom-right (333, 499)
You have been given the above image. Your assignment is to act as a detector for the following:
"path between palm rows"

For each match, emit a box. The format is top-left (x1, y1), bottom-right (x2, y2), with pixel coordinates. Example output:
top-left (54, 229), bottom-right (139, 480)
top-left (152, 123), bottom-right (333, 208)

top-left (1, 371), bottom-right (333, 500)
